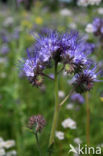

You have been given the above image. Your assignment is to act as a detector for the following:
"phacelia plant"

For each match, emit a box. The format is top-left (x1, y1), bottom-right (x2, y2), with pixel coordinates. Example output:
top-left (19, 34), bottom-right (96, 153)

top-left (20, 29), bottom-right (102, 155)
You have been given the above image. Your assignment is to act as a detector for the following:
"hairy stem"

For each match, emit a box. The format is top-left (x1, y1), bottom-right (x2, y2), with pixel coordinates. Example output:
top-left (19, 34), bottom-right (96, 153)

top-left (86, 92), bottom-right (90, 146)
top-left (59, 89), bottom-right (73, 107)
top-left (49, 62), bottom-right (59, 152)
top-left (35, 133), bottom-right (42, 156)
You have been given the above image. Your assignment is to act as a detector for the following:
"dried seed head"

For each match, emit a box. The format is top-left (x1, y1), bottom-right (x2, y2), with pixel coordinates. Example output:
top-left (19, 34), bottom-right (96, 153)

top-left (28, 115), bottom-right (46, 133)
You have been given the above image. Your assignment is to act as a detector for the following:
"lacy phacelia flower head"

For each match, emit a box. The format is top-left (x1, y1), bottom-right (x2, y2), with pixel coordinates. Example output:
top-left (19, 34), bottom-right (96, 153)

top-left (34, 30), bottom-right (60, 63)
top-left (23, 59), bottom-right (36, 77)
top-left (28, 115), bottom-right (46, 133)
top-left (72, 65), bottom-right (101, 93)
top-left (60, 32), bottom-right (78, 68)
top-left (71, 93), bottom-right (84, 104)
top-left (21, 29), bottom-right (95, 86)
top-left (22, 48), bottom-right (44, 86)
top-left (61, 33), bottom-right (95, 73)
top-left (71, 42), bottom-right (95, 73)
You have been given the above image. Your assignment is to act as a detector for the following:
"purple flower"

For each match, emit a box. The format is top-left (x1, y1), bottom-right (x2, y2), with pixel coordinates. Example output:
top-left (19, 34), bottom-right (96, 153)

top-left (72, 65), bottom-right (102, 93)
top-left (71, 93), bottom-right (84, 104)
top-left (0, 44), bottom-right (9, 55)
top-left (22, 48), bottom-right (40, 77)
top-left (0, 30), bottom-right (9, 43)
top-left (60, 32), bottom-right (94, 73)
top-left (21, 29), bottom-right (95, 86)
top-left (21, 49), bottom-right (44, 86)
top-left (34, 30), bottom-right (60, 63)
top-left (92, 17), bottom-right (103, 36)
top-left (12, 29), bottom-right (20, 40)
top-left (60, 32), bottom-right (78, 54)
top-left (23, 58), bottom-right (36, 77)
top-left (49, 73), bottom-right (54, 79)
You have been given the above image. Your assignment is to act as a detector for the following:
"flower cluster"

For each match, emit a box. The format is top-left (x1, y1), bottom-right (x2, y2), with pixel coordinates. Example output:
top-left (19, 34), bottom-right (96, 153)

top-left (55, 131), bottom-right (64, 140)
top-left (21, 29), bottom-right (96, 92)
top-left (28, 115), bottom-right (46, 133)
top-left (77, 0), bottom-right (102, 7)
top-left (73, 65), bottom-right (101, 93)
top-left (0, 137), bottom-right (16, 156)
top-left (61, 118), bottom-right (77, 129)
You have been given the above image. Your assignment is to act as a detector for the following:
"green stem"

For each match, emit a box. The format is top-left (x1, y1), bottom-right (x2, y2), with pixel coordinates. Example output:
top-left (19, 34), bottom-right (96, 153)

top-left (59, 89), bottom-right (73, 107)
top-left (86, 92), bottom-right (90, 146)
top-left (35, 133), bottom-right (42, 156)
top-left (49, 62), bottom-right (59, 150)
top-left (41, 73), bottom-right (54, 80)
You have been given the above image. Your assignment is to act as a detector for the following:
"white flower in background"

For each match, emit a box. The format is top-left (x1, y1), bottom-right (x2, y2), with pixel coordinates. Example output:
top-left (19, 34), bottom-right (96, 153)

top-left (0, 137), bottom-right (16, 155)
top-left (0, 149), bottom-right (5, 156)
top-left (55, 131), bottom-right (64, 140)
top-left (63, 71), bottom-right (67, 77)
top-left (58, 90), bottom-right (65, 98)
top-left (98, 143), bottom-right (103, 147)
top-left (7, 150), bottom-right (17, 156)
top-left (62, 118), bottom-right (77, 129)
top-left (60, 9), bottom-right (72, 16)
top-left (74, 138), bottom-right (82, 144)
top-left (98, 8), bottom-right (103, 14)
top-left (69, 23), bottom-right (77, 29)
top-left (77, 0), bottom-right (89, 7)
top-left (0, 72), bottom-right (7, 78)
top-left (0, 138), bottom-right (3, 142)
top-left (89, 0), bottom-right (102, 5)
top-left (77, 0), bottom-right (102, 6)
top-left (0, 58), bottom-right (7, 64)
top-left (0, 138), bottom-right (5, 149)
top-left (3, 17), bottom-right (14, 27)
top-left (0, 142), bottom-right (5, 149)
top-left (85, 23), bottom-right (94, 33)
top-left (4, 140), bottom-right (15, 149)
top-left (66, 103), bottom-right (74, 110)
